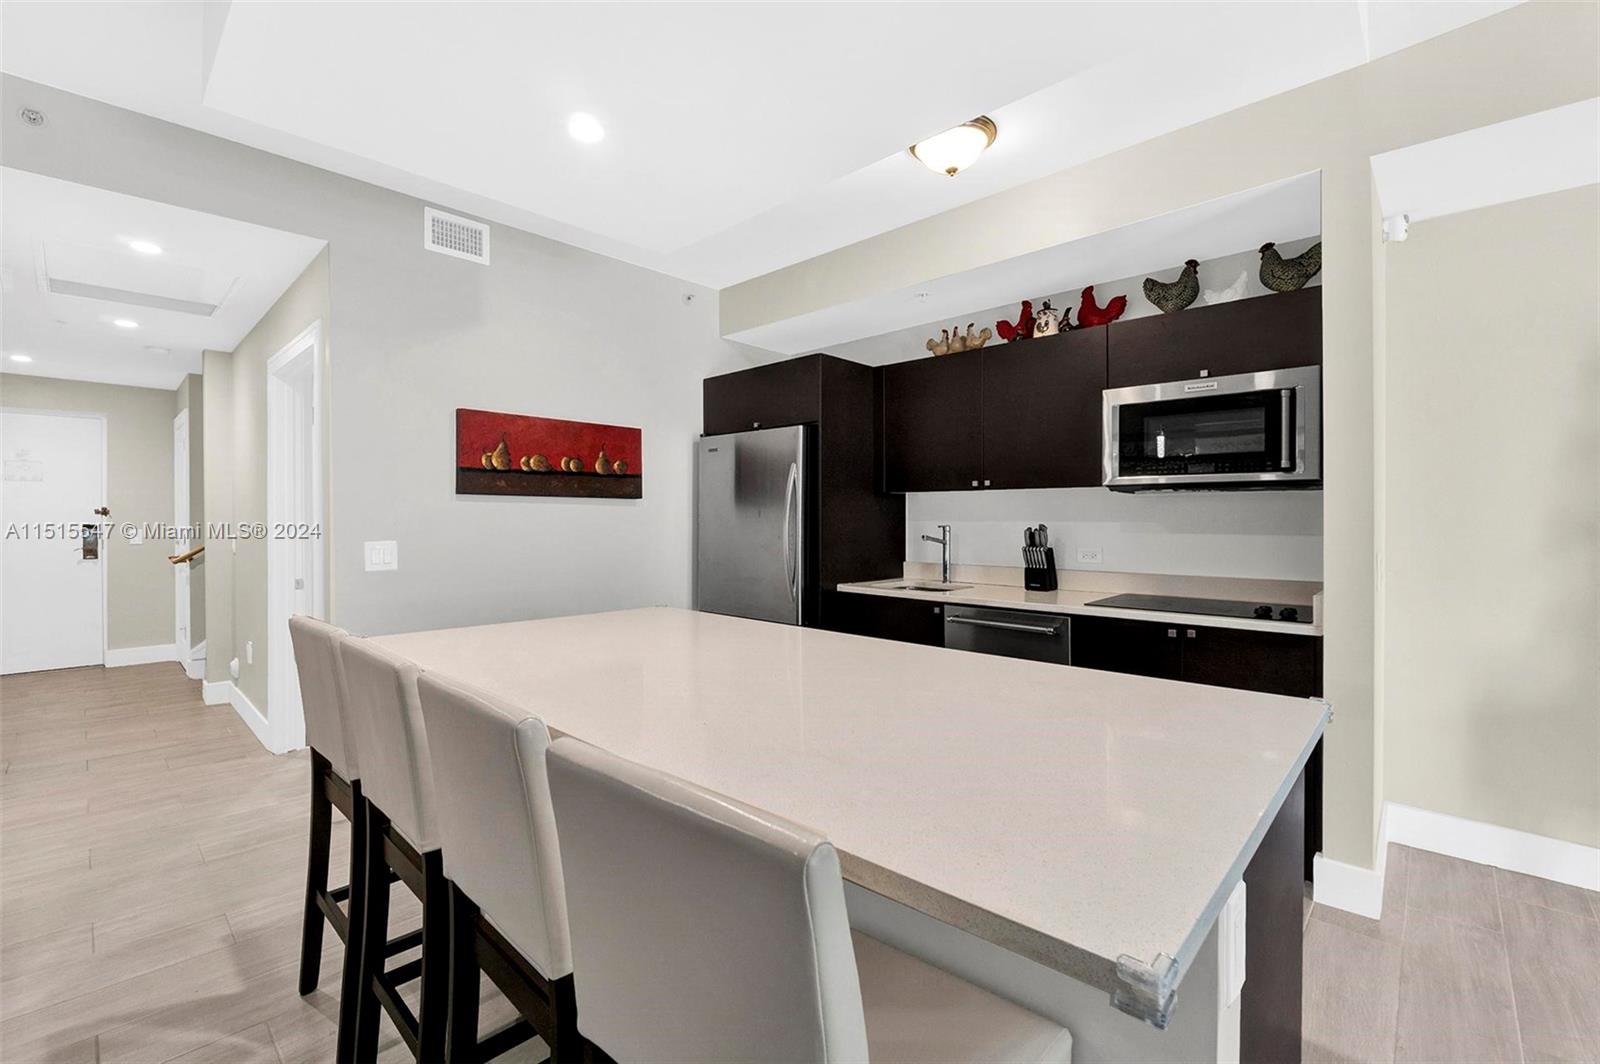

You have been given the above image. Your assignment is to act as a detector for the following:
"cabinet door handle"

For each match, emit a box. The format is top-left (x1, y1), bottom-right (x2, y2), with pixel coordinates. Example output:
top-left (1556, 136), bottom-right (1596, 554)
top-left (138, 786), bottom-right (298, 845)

top-left (1186, 629), bottom-right (1196, 639)
top-left (983, 479), bottom-right (991, 486)
top-left (970, 480), bottom-right (979, 487)
top-left (1167, 629), bottom-right (1177, 638)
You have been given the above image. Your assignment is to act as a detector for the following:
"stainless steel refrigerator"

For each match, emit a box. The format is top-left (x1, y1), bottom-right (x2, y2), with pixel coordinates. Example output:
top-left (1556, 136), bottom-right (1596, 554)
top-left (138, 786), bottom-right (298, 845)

top-left (695, 425), bottom-right (813, 625)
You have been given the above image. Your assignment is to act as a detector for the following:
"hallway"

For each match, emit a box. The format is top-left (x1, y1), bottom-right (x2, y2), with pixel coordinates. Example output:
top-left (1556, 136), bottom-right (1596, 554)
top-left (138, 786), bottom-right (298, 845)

top-left (0, 663), bottom-right (530, 1063)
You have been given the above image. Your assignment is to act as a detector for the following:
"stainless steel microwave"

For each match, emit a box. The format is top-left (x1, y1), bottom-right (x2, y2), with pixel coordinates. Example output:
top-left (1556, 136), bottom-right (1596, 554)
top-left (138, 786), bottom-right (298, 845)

top-left (1102, 365), bottom-right (1321, 490)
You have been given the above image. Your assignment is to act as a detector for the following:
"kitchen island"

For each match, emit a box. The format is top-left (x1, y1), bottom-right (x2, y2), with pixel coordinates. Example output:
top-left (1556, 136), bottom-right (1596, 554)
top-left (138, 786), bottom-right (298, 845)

top-left (376, 607), bottom-right (1326, 1061)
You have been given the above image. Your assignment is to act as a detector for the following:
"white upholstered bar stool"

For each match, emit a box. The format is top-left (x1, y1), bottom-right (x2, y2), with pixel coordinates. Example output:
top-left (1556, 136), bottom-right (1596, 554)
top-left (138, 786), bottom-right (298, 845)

top-left (417, 671), bottom-right (578, 1063)
top-left (289, 617), bottom-right (421, 1064)
top-left (288, 616), bottom-right (361, 1000)
top-left (545, 736), bottom-right (1074, 1064)
top-left (339, 638), bottom-right (450, 1063)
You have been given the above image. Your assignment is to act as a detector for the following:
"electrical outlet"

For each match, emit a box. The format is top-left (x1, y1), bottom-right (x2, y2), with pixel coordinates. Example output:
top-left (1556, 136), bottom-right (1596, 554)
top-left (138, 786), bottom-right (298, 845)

top-left (1077, 547), bottom-right (1103, 565)
top-left (245, 640), bottom-right (254, 665)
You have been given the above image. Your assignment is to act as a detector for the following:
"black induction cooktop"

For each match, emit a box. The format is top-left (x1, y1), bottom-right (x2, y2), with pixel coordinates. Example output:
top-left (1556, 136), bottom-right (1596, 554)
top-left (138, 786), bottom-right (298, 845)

top-left (1085, 593), bottom-right (1310, 624)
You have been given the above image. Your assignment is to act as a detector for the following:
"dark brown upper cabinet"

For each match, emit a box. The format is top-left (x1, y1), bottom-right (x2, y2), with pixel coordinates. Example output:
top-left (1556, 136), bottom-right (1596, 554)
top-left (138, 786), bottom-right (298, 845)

top-left (702, 355), bottom-right (820, 436)
top-left (1106, 287), bottom-right (1322, 389)
top-left (880, 350), bottom-right (984, 492)
top-left (981, 329), bottom-right (1107, 489)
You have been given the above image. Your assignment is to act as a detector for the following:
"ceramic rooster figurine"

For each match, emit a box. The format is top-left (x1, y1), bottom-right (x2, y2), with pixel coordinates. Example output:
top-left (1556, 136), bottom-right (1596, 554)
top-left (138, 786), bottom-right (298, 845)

top-left (1076, 286), bottom-right (1127, 328)
top-left (1142, 260), bottom-right (1200, 313)
top-left (996, 300), bottom-right (1035, 343)
top-left (1259, 241), bottom-right (1322, 292)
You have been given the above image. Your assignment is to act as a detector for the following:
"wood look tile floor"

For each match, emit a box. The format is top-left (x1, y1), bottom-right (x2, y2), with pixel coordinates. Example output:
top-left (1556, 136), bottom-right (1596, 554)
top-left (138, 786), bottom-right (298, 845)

top-left (1, 664), bottom-right (540, 1064)
top-left (4, 664), bottom-right (1597, 1063)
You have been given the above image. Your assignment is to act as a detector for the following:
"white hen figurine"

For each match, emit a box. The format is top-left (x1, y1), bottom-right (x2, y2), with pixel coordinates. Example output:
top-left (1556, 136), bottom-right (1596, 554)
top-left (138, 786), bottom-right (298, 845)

top-left (1204, 268), bottom-right (1249, 305)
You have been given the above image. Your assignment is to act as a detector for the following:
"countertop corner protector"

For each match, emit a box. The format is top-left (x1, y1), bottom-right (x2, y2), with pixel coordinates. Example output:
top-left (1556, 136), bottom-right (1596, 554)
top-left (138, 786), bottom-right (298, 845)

top-left (1111, 951), bottom-right (1180, 1029)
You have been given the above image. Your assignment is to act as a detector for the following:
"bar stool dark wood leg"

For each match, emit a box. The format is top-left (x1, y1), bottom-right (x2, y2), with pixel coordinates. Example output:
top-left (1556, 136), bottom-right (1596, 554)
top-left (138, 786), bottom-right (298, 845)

top-left (350, 800), bottom-right (451, 1064)
top-left (418, 850), bottom-right (450, 1064)
top-left (298, 751), bottom-right (335, 994)
top-left (354, 801), bottom-right (393, 1064)
top-left (446, 884), bottom-right (482, 1064)
top-left (334, 784), bottom-right (368, 1064)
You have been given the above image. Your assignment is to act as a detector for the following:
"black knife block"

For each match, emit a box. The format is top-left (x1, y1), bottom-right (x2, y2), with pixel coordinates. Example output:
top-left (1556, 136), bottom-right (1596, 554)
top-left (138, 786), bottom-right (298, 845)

top-left (1023, 547), bottom-right (1058, 591)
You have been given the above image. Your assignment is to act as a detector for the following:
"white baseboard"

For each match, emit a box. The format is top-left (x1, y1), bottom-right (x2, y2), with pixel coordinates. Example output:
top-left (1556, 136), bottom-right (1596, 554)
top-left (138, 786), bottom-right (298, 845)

top-left (1313, 854), bottom-right (1387, 919)
top-left (227, 682), bottom-right (275, 752)
top-left (1312, 805), bottom-right (1390, 919)
top-left (205, 679), bottom-right (297, 755)
top-left (105, 643), bottom-right (177, 668)
top-left (1386, 801), bottom-right (1600, 892)
top-left (184, 640), bottom-right (206, 681)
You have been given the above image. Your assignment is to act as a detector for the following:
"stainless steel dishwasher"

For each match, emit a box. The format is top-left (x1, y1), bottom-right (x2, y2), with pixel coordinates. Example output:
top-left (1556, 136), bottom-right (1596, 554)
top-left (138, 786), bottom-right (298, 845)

top-left (943, 605), bottom-right (1071, 665)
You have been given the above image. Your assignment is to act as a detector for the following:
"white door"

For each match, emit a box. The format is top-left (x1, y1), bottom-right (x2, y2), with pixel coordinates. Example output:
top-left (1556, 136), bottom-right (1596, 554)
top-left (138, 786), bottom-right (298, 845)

top-left (1, 410), bottom-right (106, 673)
top-left (267, 323), bottom-right (323, 751)
top-left (173, 409), bottom-right (190, 662)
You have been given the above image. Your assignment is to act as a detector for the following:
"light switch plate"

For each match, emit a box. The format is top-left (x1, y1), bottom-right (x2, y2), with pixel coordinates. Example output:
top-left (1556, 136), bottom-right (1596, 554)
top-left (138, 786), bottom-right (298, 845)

top-left (1077, 547), bottom-right (1103, 565)
top-left (364, 540), bottom-right (398, 572)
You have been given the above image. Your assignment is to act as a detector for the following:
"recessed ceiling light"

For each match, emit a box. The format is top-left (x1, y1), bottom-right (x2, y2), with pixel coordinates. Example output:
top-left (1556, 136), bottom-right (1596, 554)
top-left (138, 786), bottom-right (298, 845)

top-left (567, 112), bottom-right (605, 145)
top-left (126, 239), bottom-right (163, 255)
top-left (9, 353), bottom-right (33, 363)
top-left (113, 318), bottom-right (139, 329)
top-left (910, 116), bottom-right (998, 177)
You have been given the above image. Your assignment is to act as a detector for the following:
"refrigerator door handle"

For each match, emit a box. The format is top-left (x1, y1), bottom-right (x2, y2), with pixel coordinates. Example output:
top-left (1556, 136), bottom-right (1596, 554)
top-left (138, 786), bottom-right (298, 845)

top-left (782, 461), bottom-right (798, 604)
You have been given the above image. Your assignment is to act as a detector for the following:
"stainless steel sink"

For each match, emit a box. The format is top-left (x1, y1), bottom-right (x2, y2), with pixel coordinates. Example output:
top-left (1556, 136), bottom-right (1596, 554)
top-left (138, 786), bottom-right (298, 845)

top-left (892, 582), bottom-right (973, 593)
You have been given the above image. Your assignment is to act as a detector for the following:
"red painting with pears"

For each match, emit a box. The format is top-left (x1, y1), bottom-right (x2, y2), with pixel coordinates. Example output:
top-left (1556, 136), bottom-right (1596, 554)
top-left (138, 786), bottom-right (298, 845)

top-left (455, 408), bottom-right (642, 499)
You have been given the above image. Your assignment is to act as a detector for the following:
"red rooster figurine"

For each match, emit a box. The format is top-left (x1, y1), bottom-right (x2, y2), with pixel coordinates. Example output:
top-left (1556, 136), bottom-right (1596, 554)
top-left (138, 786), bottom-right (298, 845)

top-left (996, 300), bottom-right (1035, 342)
top-left (1076, 286), bottom-right (1127, 328)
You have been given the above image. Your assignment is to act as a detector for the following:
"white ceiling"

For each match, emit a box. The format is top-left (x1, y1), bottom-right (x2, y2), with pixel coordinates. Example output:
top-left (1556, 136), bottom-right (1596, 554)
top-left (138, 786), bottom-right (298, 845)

top-left (731, 172), bottom-right (1322, 355)
top-left (2, 1), bottom-right (1518, 289)
top-left (1371, 97), bottom-right (1599, 224)
top-left (1, 168), bottom-right (327, 390)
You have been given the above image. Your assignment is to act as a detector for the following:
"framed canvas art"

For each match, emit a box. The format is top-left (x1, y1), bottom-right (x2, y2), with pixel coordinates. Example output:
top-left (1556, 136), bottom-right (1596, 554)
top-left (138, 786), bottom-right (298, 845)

top-left (455, 408), bottom-right (642, 499)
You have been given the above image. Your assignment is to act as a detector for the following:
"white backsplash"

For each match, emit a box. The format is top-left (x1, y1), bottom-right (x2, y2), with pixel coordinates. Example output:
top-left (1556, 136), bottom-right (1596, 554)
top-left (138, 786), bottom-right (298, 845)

top-left (906, 487), bottom-right (1323, 581)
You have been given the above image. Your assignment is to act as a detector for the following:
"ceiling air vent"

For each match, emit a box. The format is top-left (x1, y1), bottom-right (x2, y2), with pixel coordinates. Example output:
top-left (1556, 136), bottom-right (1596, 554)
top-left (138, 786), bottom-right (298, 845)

top-left (424, 207), bottom-right (490, 265)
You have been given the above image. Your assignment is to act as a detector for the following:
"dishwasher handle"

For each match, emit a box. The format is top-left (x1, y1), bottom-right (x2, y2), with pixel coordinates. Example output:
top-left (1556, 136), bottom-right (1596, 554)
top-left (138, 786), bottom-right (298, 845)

top-left (946, 616), bottom-right (1063, 636)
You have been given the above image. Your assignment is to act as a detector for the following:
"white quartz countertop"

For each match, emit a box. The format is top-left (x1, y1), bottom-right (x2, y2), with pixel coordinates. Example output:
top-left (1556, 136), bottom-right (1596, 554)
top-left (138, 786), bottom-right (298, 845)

top-left (375, 607), bottom-right (1326, 1009)
top-left (839, 579), bottom-right (1323, 635)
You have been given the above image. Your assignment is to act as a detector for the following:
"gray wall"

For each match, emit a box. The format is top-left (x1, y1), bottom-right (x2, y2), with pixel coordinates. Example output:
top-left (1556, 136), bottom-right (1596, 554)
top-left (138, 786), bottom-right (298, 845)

top-left (823, 240), bottom-right (1321, 368)
top-left (205, 249), bottom-right (329, 712)
top-left (1383, 186), bottom-right (1599, 848)
top-left (0, 75), bottom-right (762, 719)
top-left (1, 373), bottom-right (175, 650)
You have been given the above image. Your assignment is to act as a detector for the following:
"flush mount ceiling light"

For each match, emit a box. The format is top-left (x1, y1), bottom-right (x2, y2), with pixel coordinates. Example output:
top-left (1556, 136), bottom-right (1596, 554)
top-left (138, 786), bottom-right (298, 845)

top-left (567, 112), bottom-right (605, 145)
top-left (9, 353), bottom-right (32, 363)
top-left (125, 239), bottom-right (163, 255)
top-left (910, 116), bottom-right (997, 177)
top-left (112, 318), bottom-right (139, 329)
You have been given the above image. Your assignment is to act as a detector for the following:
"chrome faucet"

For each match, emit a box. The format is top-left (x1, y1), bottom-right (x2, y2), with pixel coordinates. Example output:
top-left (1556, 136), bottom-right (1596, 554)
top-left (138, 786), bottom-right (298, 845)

top-left (921, 524), bottom-right (952, 583)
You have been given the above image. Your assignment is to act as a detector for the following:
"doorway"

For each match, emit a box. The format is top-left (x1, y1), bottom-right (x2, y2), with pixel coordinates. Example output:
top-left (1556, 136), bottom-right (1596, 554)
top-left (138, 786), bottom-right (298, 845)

top-left (173, 407), bottom-right (191, 667)
top-left (265, 321), bottom-right (324, 752)
top-left (2, 409), bottom-right (108, 674)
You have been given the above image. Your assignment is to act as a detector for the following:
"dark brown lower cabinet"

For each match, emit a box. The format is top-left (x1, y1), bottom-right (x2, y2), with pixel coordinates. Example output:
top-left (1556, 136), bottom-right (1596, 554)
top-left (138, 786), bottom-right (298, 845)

top-left (1071, 616), bottom-right (1320, 698)
top-left (1068, 616), bottom-right (1183, 680)
top-left (820, 591), bottom-right (944, 646)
